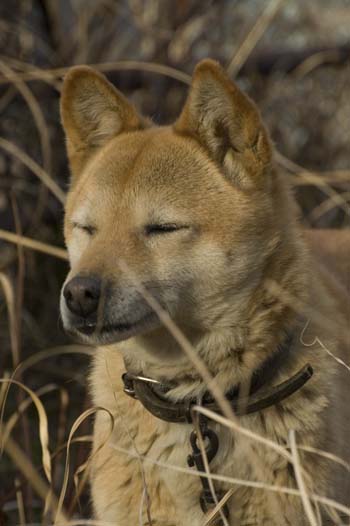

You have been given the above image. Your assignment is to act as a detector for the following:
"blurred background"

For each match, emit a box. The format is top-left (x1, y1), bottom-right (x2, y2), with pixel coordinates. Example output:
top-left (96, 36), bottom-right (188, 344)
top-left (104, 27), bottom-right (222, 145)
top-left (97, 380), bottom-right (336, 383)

top-left (0, 0), bottom-right (349, 523)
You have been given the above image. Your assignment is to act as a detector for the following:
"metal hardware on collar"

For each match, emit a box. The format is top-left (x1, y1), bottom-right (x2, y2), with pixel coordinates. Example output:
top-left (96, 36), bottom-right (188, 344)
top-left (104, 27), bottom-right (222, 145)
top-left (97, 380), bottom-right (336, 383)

top-left (122, 372), bottom-right (136, 397)
top-left (122, 372), bottom-right (163, 398)
top-left (187, 417), bottom-right (230, 525)
top-left (123, 372), bottom-right (195, 422)
top-left (126, 373), bottom-right (163, 386)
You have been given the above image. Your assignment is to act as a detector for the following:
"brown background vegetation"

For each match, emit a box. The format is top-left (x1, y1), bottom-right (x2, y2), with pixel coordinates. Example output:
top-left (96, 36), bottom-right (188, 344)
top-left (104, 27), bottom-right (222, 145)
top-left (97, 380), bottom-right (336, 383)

top-left (0, 1), bottom-right (349, 523)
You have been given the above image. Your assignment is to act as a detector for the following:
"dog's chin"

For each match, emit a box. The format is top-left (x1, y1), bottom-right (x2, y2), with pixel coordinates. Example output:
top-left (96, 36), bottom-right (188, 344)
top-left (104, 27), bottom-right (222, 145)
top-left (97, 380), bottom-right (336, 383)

top-left (64, 312), bottom-right (161, 346)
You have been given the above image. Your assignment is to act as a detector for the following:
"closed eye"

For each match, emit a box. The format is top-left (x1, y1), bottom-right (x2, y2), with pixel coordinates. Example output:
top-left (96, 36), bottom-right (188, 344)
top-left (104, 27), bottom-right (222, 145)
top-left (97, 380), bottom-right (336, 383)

top-left (145, 223), bottom-right (189, 236)
top-left (73, 222), bottom-right (96, 236)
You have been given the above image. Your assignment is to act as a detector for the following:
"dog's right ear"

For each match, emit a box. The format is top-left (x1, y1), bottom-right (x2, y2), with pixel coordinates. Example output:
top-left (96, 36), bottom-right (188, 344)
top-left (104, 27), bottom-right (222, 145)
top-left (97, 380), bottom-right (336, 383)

top-left (60, 67), bottom-right (147, 180)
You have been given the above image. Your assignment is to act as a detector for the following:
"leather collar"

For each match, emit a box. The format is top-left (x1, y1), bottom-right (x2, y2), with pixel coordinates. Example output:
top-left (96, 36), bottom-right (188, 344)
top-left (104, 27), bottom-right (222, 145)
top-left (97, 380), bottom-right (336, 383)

top-left (122, 332), bottom-right (313, 423)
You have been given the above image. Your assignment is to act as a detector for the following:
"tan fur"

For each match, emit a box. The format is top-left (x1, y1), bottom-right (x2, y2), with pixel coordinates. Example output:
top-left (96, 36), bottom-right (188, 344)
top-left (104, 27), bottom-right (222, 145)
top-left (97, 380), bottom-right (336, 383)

top-left (60, 60), bottom-right (350, 525)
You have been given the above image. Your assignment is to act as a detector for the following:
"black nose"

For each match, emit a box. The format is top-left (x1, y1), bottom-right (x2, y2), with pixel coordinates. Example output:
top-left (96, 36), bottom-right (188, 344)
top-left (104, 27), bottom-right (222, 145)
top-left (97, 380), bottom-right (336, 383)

top-left (63, 276), bottom-right (101, 317)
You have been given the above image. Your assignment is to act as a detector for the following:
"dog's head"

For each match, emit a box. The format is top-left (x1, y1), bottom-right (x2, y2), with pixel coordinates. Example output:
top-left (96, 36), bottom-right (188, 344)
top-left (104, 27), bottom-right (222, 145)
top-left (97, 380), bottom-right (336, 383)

top-left (60, 59), bottom-right (285, 347)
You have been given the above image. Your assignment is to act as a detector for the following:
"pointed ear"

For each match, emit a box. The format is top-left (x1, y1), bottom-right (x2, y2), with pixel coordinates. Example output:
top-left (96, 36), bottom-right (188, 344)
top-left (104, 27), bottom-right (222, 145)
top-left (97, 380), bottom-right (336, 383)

top-left (175, 59), bottom-right (271, 189)
top-left (60, 66), bottom-right (148, 179)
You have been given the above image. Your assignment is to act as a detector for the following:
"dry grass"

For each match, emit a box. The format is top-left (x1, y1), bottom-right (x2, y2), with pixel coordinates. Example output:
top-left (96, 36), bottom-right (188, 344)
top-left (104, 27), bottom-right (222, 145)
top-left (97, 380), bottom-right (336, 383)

top-left (0, 1), bottom-right (349, 525)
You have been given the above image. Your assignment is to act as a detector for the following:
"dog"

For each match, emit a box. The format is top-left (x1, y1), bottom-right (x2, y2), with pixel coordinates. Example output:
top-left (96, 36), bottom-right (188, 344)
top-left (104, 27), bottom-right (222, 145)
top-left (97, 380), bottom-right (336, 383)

top-left (59, 59), bottom-right (350, 525)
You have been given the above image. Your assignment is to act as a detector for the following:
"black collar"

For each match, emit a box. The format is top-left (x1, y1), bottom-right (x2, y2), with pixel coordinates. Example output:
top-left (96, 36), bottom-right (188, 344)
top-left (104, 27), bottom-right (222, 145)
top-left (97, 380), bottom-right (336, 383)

top-left (122, 332), bottom-right (313, 424)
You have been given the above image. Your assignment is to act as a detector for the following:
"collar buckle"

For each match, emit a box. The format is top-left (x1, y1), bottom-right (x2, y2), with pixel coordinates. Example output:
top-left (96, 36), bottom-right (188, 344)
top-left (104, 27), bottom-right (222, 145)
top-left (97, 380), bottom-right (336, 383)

top-left (122, 372), bottom-right (163, 399)
top-left (122, 373), bottom-right (136, 398)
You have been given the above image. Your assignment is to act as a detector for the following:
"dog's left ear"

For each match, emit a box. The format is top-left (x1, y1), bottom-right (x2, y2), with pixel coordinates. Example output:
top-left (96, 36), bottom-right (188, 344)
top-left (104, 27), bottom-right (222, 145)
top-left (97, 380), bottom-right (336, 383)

top-left (175, 59), bottom-right (271, 189)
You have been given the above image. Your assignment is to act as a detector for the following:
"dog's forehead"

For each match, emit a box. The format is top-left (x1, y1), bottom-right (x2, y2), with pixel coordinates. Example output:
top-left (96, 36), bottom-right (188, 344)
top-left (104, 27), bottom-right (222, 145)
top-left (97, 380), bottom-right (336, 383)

top-left (68, 128), bottom-right (229, 213)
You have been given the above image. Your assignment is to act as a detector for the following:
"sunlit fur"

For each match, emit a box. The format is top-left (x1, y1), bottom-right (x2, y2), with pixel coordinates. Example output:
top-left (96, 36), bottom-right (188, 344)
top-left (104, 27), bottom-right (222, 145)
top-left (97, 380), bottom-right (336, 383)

top-left (60, 60), bottom-right (350, 525)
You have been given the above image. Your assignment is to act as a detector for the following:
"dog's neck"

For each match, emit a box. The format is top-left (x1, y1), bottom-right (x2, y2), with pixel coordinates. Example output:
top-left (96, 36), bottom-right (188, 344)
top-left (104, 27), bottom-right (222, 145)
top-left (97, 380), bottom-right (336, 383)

top-left (122, 303), bottom-right (302, 401)
top-left (122, 232), bottom-right (310, 401)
